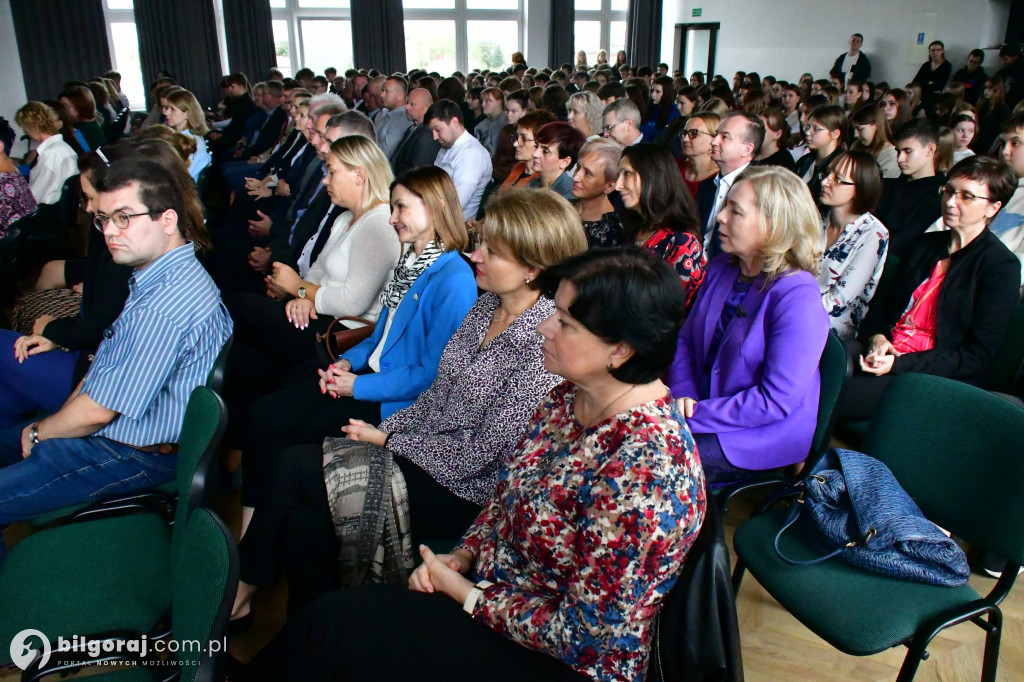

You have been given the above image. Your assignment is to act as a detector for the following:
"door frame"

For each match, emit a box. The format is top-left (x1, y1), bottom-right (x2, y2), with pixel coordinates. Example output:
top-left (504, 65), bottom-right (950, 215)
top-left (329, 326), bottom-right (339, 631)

top-left (674, 22), bottom-right (720, 78)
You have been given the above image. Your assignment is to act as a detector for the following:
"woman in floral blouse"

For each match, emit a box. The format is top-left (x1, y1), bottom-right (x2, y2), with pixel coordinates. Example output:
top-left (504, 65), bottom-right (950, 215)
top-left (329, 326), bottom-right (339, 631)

top-left (0, 118), bottom-right (36, 238)
top-left (817, 150), bottom-right (889, 339)
top-left (231, 188), bottom-right (588, 621)
top-left (615, 143), bottom-right (706, 309)
top-left (244, 248), bottom-right (707, 682)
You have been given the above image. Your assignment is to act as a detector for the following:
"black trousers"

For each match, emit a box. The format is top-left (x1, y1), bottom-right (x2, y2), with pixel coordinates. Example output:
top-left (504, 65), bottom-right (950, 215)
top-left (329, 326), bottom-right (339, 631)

top-left (241, 375), bottom-right (381, 508)
top-left (238, 443), bottom-right (483, 617)
top-left (244, 584), bottom-right (589, 682)
top-left (222, 292), bottom-right (334, 449)
top-left (835, 338), bottom-right (897, 422)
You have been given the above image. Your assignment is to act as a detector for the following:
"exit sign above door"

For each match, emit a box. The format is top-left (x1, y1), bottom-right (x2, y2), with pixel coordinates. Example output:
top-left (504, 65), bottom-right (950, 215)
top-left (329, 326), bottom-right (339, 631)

top-left (692, 8), bottom-right (702, 16)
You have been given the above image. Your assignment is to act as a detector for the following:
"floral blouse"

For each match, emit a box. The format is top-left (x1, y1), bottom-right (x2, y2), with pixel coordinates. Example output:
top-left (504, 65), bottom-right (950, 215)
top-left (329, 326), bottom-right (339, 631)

top-left (457, 382), bottom-right (707, 682)
top-left (582, 211), bottom-right (622, 249)
top-left (641, 226), bottom-right (707, 308)
top-left (817, 212), bottom-right (889, 339)
top-left (0, 170), bottom-right (37, 237)
top-left (381, 293), bottom-right (559, 506)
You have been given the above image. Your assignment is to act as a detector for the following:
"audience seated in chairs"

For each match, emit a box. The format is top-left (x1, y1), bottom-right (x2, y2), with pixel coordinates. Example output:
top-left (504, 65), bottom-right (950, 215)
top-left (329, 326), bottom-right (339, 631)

top-left (836, 155), bottom-right (1021, 423)
top-left (0, 118), bottom-right (36, 237)
top-left (14, 102), bottom-right (78, 206)
top-left (238, 247), bottom-right (706, 682)
top-left (229, 187), bottom-right (588, 621)
top-left (669, 165), bottom-right (829, 486)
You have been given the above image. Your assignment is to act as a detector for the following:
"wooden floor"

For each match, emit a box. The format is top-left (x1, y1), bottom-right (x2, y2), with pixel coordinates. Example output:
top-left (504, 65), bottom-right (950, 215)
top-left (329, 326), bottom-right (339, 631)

top-left (4, 473), bottom-right (1024, 681)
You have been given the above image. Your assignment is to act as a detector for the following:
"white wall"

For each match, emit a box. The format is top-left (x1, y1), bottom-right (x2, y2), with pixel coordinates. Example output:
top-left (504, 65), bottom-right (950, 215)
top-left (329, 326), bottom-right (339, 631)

top-left (661, 0), bottom-right (1010, 87)
top-left (0, 0), bottom-right (28, 140)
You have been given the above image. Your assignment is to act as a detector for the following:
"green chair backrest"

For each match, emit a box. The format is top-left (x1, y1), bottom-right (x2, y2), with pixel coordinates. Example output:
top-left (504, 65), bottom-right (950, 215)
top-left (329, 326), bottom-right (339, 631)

top-left (171, 388), bottom-right (228, 559)
top-left (862, 373), bottom-right (1024, 566)
top-left (171, 508), bottom-right (238, 682)
top-left (810, 331), bottom-right (847, 458)
top-left (986, 302), bottom-right (1024, 394)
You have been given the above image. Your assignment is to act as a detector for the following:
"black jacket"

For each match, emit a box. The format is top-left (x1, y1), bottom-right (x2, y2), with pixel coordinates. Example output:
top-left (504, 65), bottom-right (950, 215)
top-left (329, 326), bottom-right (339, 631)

top-left (832, 51), bottom-right (871, 82)
top-left (874, 174), bottom-right (945, 259)
top-left (391, 124), bottom-right (441, 176)
top-left (213, 93), bottom-right (258, 152)
top-left (244, 106), bottom-right (288, 158)
top-left (858, 229), bottom-right (1021, 385)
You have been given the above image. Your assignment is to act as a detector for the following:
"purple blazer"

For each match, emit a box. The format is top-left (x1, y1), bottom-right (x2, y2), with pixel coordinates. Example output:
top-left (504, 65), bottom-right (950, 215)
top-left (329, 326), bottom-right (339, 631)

top-left (669, 255), bottom-right (829, 470)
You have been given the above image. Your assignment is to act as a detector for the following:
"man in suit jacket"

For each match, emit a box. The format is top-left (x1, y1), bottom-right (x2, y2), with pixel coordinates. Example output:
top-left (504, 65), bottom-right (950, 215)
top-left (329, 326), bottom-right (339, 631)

top-left (392, 88), bottom-right (441, 176)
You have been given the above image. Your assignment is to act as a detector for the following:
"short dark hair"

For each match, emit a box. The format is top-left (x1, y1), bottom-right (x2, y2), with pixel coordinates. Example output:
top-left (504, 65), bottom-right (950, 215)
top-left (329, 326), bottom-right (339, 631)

top-left (437, 77), bottom-right (465, 103)
top-left (946, 155), bottom-right (1018, 207)
top-left (829, 151), bottom-right (883, 215)
top-left (894, 118), bottom-right (939, 146)
top-left (969, 48), bottom-right (985, 61)
top-left (97, 156), bottom-right (198, 246)
top-left (597, 81), bottom-right (626, 101)
top-left (506, 89), bottom-right (530, 111)
top-left (0, 117), bottom-right (14, 156)
top-left (724, 111), bottom-right (767, 156)
top-left (424, 99), bottom-right (464, 126)
top-left (534, 122), bottom-right (585, 167)
top-left (852, 33), bottom-right (864, 40)
top-left (619, 143), bottom-right (701, 241)
top-left (807, 104), bottom-right (848, 148)
top-left (295, 67), bottom-right (315, 81)
top-left (1000, 112), bottom-right (1024, 135)
top-left (536, 247), bottom-right (687, 384)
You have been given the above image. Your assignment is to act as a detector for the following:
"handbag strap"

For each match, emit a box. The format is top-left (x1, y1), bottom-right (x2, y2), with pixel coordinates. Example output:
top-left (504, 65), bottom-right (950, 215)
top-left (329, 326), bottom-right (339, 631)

top-left (774, 500), bottom-right (861, 567)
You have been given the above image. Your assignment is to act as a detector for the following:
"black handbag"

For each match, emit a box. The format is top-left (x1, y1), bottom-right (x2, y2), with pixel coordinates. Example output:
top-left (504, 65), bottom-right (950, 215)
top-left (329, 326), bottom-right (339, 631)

top-left (774, 448), bottom-right (970, 587)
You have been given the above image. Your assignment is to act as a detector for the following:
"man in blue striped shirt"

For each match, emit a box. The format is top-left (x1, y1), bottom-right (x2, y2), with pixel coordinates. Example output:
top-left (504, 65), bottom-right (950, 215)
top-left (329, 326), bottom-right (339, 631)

top-left (0, 157), bottom-right (232, 548)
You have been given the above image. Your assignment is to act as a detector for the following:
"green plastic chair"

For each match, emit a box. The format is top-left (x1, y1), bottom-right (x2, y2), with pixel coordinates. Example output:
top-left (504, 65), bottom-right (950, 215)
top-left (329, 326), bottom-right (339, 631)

top-left (0, 387), bottom-right (228, 667)
top-left (29, 337), bottom-right (233, 528)
top-left (732, 374), bottom-right (1024, 681)
top-left (716, 330), bottom-right (848, 512)
top-left (19, 507), bottom-right (239, 682)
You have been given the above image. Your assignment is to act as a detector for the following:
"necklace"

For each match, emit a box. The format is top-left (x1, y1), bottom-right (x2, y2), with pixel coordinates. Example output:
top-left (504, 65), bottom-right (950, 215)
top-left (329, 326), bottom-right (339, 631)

top-left (577, 384), bottom-right (636, 428)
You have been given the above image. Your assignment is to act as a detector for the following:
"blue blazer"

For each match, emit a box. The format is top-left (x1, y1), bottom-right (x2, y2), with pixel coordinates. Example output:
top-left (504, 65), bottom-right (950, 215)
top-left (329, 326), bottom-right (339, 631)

top-left (669, 255), bottom-right (829, 470)
top-left (343, 250), bottom-right (477, 419)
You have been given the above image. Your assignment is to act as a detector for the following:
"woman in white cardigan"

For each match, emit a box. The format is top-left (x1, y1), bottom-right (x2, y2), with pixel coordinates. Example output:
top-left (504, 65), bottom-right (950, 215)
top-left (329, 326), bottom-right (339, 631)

top-left (221, 136), bottom-right (401, 450)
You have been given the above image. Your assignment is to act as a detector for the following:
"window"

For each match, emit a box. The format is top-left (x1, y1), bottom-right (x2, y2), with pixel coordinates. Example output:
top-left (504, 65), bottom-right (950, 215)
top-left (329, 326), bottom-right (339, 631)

top-left (102, 1), bottom-right (145, 110)
top-left (402, 0), bottom-right (523, 73)
top-left (271, 0), bottom-right (353, 76)
top-left (573, 0), bottom-right (627, 68)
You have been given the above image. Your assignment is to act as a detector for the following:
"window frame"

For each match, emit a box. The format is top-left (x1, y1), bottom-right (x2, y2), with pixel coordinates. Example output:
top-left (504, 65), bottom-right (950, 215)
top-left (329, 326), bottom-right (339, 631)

top-left (403, 0), bottom-right (523, 73)
top-left (271, 0), bottom-right (353, 76)
top-left (574, 0), bottom-right (628, 65)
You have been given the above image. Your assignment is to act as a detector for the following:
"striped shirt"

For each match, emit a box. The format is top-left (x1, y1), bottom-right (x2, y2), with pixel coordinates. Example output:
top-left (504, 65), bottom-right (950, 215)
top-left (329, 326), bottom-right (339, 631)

top-left (82, 244), bottom-right (232, 447)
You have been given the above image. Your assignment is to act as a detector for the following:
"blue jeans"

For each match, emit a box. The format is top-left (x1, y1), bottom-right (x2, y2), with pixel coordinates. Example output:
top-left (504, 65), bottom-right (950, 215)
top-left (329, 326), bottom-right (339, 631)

top-left (0, 436), bottom-right (177, 528)
top-left (0, 329), bottom-right (78, 432)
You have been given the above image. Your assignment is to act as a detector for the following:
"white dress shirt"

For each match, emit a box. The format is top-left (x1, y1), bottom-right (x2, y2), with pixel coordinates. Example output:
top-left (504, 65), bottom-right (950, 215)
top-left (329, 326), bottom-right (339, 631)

top-left (29, 134), bottom-right (79, 205)
top-left (704, 162), bottom-right (749, 250)
top-left (435, 130), bottom-right (492, 221)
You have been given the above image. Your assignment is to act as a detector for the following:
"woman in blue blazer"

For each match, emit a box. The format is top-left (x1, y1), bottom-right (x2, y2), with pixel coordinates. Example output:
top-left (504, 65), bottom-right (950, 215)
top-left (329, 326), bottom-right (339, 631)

top-left (240, 167), bottom-right (477, 529)
top-left (669, 165), bottom-right (829, 486)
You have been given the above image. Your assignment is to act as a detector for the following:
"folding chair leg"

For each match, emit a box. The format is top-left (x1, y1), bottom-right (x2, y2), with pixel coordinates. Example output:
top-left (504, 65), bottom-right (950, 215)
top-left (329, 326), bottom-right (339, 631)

top-left (731, 556), bottom-right (746, 595)
top-left (980, 608), bottom-right (1002, 682)
top-left (896, 637), bottom-right (928, 682)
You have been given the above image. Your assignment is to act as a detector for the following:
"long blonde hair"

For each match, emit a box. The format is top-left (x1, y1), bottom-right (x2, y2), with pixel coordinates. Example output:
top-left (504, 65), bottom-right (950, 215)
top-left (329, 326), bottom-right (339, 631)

top-left (735, 165), bottom-right (822, 281)
top-left (165, 89), bottom-right (210, 136)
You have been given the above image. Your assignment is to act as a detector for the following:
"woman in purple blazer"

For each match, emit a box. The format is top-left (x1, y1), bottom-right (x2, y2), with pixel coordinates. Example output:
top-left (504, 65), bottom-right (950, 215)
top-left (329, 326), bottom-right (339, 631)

top-left (669, 165), bottom-right (829, 485)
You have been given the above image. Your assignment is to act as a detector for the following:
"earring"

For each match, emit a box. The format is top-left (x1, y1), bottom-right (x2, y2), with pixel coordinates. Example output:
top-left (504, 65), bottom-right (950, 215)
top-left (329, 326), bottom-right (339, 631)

top-left (525, 277), bottom-right (531, 284)
top-left (607, 362), bottom-right (614, 372)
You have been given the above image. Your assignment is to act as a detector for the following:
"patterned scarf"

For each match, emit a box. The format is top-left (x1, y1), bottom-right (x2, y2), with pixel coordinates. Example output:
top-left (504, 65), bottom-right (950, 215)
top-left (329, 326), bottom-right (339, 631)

top-left (379, 240), bottom-right (444, 309)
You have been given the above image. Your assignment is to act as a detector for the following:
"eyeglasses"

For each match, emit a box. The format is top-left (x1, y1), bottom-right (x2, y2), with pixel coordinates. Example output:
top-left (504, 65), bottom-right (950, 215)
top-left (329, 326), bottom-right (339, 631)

top-left (823, 172), bottom-right (856, 186)
top-left (93, 210), bottom-right (161, 232)
top-left (681, 128), bottom-right (712, 139)
top-left (938, 186), bottom-right (993, 203)
top-left (515, 134), bottom-right (535, 145)
top-left (602, 120), bottom-right (625, 133)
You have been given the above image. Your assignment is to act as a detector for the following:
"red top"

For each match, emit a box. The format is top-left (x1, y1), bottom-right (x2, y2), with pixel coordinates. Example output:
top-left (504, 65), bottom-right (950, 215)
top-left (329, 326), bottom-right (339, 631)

top-left (891, 259), bottom-right (947, 354)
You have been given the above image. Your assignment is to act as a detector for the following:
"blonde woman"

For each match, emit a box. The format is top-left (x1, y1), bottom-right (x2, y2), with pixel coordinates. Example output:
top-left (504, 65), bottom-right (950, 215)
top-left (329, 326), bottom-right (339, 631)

top-left (162, 88), bottom-right (211, 180)
top-left (680, 111), bottom-right (721, 198)
top-left (222, 135), bottom-right (404, 516)
top-left (14, 102), bottom-right (78, 205)
top-left (669, 165), bottom-right (829, 484)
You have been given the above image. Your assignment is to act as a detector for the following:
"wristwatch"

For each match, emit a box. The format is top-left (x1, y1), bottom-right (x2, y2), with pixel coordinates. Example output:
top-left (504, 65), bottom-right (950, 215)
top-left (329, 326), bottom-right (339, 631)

top-left (297, 286), bottom-right (307, 299)
top-left (463, 579), bottom-right (494, 615)
top-left (29, 423), bottom-right (40, 445)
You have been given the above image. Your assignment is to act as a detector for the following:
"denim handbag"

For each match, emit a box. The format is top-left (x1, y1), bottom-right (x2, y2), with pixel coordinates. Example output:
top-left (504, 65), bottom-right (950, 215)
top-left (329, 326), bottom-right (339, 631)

top-left (774, 448), bottom-right (970, 586)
